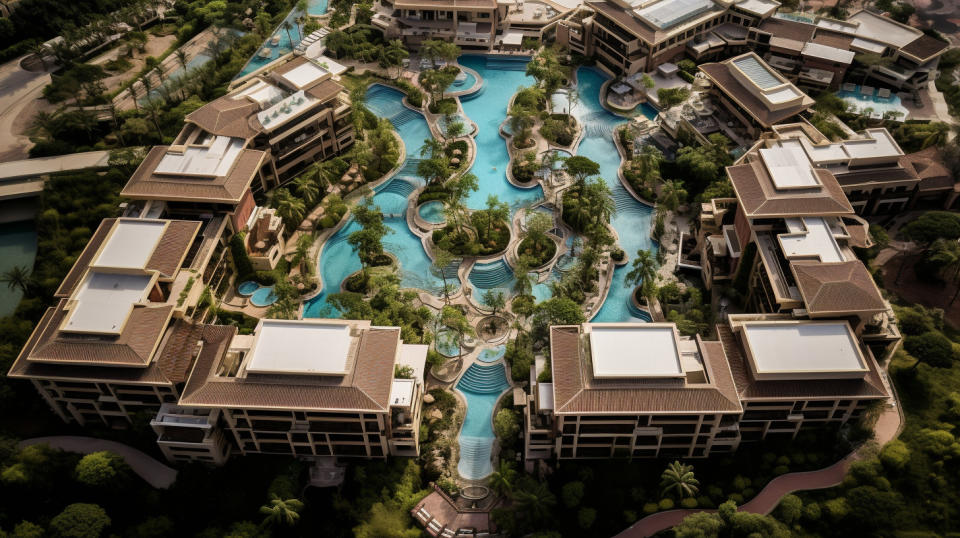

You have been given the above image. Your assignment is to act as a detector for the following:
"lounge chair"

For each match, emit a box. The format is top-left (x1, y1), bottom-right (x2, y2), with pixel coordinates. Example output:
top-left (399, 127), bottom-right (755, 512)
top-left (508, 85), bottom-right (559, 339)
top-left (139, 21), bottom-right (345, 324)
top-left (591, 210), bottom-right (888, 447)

top-left (860, 85), bottom-right (875, 97)
top-left (441, 528), bottom-right (456, 538)
top-left (416, 507), bottom-right (431, 524)
top-left (842, 82), bottom-right (856, 92)
top-left (877, 88), bottom-right (891, 99)
top-left (427, 520), bottom-right (444, 537)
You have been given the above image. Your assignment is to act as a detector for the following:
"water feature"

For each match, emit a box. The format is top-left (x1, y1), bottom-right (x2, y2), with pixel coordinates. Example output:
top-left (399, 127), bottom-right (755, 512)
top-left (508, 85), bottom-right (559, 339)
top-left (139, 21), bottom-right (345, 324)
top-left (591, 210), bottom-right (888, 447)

top-left (0, 220), bottom-right (37, 317)
top-left (303, 85), bottom-right (444, 317)
top-left (418, 201), bottom-right (446, 224)
top-left (238, 280), bottom-right (259, 296)
top-left (836, 85), bottom-right (909, 120)
top-left (250, 286), bottom-right (278, 307)
top-left (477, 345), bottom-right (506, 363)
top-left (458, 56), bottom-right (544, 213)
top-left (456, 363), bottom-right (510, 480)
top-left (436, 329), bottom-right (461, 357)
top-left (235, 0), bottom-right (330, 80)
top-left (569, 68), bottom-right (657, 323)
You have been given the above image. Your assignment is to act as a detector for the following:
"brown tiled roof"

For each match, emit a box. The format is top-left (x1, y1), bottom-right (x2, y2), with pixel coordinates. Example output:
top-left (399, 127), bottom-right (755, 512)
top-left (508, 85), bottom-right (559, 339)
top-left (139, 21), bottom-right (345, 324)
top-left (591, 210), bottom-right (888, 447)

top-left (27, 299), bottom-right (173, 367)
top-left (180, 327), bottom-right (401, 412)
top-left (757, 18), bottom-right (816, 43)
top-left (791, 261), bottom-right (885, 315)
top-left (306, 79), bottom-right (344, 103)
top-left (55, 218), bottom-right (115, 298)
top-left (810, 30), bottom-right (853, 50)
top-left (700, 62), bottom-right (811, 127)
top-left (550, 326), bottom-right (741, 415)
top-left (727, 160), bottom-right (854, 217)
top-left (55, 219), bottom-right (200, 298)
top-left (843, 217), bottom-right (872, 249)
top-left (155, 320), bottom-right (205, 384)
top-left (832, 162), bottom-right (919, 187)
top-left (903, 146), bottom-right (954, 192)
top-left (147, 221), bottom-right (201, 277)
top-left (900, 34), bottom-right (949, 62)
top-left (186, 96), bottom-right (260, 140)
top-left (121, 146), bottom-right (266, 204)
top-left (718, 325), bottom-right (888, 400)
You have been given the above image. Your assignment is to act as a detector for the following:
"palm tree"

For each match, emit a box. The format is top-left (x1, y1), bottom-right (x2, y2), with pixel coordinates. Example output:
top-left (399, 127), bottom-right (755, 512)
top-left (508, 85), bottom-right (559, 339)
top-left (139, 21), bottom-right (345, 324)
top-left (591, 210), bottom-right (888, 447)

top-left (659, 179), bottom-right (686, 212)
top-left (0, 266), bottom-right (32, 293)
top-left (281, 20), bottom-right (296, 50)
top-left (142, 98), bottom-right (165, 140)
top-left (275, 192), bottom-right (307, 228)
top-left (292, 175), bottom-right (319, 206)
top-left (660, 460), bottom-right (700, 500)
top-left (31, 111), bottom-right (59, 139)
top-left (175, 49), bottom-right (189, 72)
top-left (587, 180), bottom-right (616, 226)
top-left (513, 480), bottom-right (556, 522)
top-left (291, 233), bottom-right (316, 275)
top-left (259, 495), bottom-right (304, 528)
top-left (384, 39), bottom-right (409, 78)
top-left (626, 249), bottom-right (659, 301)
top-left (489, 460), bottom-right (517, 497)
top-left (431, 247), bottom-right (455, 305)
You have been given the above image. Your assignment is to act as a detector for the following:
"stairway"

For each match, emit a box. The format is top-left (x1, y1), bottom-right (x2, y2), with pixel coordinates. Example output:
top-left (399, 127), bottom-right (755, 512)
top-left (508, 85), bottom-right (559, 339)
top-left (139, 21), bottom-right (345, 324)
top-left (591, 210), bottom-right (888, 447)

top-left (468, 260), bottom-right (514, 289)
top-left (457, 363), bottom-right (510, 394)
top-left (484, 56), bottom-right (530, 72)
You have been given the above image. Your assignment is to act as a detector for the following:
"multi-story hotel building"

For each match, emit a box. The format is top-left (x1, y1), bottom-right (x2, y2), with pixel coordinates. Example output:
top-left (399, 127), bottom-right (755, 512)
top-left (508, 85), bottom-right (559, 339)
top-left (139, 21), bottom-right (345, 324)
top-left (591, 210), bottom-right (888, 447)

top-left (372, 0), bottom-right (500, 50)
top-left (699, 52), bottom-right (814, 139)
top-left (524, 319), bottom-right (891, 460)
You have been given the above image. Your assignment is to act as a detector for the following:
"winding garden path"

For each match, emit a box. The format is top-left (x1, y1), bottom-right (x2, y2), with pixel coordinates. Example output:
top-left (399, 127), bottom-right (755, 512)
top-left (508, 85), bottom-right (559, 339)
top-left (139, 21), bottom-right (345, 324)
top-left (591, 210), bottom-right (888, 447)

top-left (615, 401), bottom-right (903, 537)
top-left (19, 436), bottom-right (177, 489)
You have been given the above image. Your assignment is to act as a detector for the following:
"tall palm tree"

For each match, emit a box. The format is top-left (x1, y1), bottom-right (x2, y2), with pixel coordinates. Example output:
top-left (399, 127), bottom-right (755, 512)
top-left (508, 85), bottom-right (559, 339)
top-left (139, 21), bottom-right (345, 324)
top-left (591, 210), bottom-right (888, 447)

top-left (431, 247), bottom-right (455, 305)
top-left (0, 266), bottom-right (32, 293)
top-left (175, 49), bottom-right (189, 72)
top-left (660, 460), bottom-right (700, 499)
top-left (587, 180), bottom-right (616, 226)
top-left (142, 98), bottom-right (165, 140)
top-left (31, 111), bottom-right (59, 139)
top-left (384, 39), bottom-right (409, 78)
top-left (489, 460), bottom-right (517, 497)
top-left (281, 20), bottom-right (296, 50)
top-left (275, 193), bottom-right (307, 228)
top-left (259, 495), bottom-right (304, 527)
top-left (626, 249), bottom-right (658, 300)
top-left (292, 233), bottom-right (315, 275)
top-left (513, 480), bottom-right (556, 522)
top-left (292, 175), bottom-right (319, 206)
top-left (659, 179), bottom-right (686, 212)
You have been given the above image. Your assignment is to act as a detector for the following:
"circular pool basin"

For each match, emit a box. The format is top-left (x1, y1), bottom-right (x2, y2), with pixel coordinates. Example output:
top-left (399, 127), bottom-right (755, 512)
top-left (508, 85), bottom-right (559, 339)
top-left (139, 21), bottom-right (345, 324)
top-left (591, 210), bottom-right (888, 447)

top-left (436, 329), bottom-right (461, 357)
top-left (238, 280), bottom-right (259, 296)
top-left (250, 286), bottom-right (278, 307)
top-left (477, 345), bottom-right (506, 363)
top-left (418, 201), bottom-right (446, 224)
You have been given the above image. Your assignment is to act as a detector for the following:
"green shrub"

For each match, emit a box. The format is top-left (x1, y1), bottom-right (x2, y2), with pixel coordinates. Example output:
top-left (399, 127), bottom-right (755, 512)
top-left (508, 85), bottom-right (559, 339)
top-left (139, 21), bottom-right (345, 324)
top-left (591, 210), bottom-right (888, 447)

top-left (697, 495), bottom-right (714, 508)
top-left (772, 465), bottom-right (789, 476)
top-left (802, 501), bottom-right (822, 521)
top-left (680, 498), bottom-right (698, 509)
top-left (728, 493), bottom-right (744, 504)
top-left (658, 498), bottom-right (674, 511)
top-left (642, 502), bottom-right (659, 514)
top-left (230, 233), bottom-right (254, 280)
top-left (318, 215), bottom-right (336, 229)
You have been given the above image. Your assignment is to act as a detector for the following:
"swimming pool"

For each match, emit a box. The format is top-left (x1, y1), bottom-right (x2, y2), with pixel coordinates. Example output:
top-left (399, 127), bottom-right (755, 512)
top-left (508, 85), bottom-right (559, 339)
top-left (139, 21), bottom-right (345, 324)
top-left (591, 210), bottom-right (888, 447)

top-left (448, 70), bottom-right (477, 91)
top-left (250, 286), bottom-right (278, 307)
top-left (418, 201), bottom-right (446, 224)
top-left (571, 68), bottom-right (657, 323)
top-left (238, 281), bottom-right (259, 296)
top-left (477, 345), bottom-right (506, 363)
top-left (836, 85), bottom-right (909, 120)
top-left (235, 0), bottom-right (329, 80)
top-left (436, 329), bottom-right (461, 357)
top-left (456, 363), bottom-right (510, 480)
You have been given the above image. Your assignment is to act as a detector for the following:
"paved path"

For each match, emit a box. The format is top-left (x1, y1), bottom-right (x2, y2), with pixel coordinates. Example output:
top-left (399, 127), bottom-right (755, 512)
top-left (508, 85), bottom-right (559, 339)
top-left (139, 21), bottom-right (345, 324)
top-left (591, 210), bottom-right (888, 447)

top-left (19, 436), bottom-right (177, 489)
top-left (0, 56), bottom-right (53, 161)
top-left (616, 401), bottom-right (903, 537)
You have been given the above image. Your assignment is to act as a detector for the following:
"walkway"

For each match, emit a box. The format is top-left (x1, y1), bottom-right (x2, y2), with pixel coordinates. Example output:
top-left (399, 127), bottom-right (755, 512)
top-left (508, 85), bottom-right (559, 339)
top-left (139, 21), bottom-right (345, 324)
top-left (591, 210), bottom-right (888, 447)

top-left (19, 436), bottom-right (178, 489)
top-left (615, 402), bottom-right (902, 537)
top-left (0, 150), bottom-right (113, 201)
top-left (411, 483), bottom-right (497, 536)
top-left (0, 55), bottom-right (54, 161)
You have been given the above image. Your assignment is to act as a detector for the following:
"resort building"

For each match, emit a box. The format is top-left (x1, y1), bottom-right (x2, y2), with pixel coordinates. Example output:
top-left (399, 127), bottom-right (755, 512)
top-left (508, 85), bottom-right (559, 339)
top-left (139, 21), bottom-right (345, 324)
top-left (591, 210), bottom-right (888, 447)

top-left (168, 319), bottom-right (426, 461)
top-left (562, 0), bottom-right (780, 75)
top-left (699, 52), bottom-right (814, 139)
top-left (696, 136), bottom-right (902, 361)
top-left (122, 55), bottom-right (354, 231)
top-left (7, 217), bottom-right (209, 427)
top-left (525, 323), bottom-right (743, 460)
top-left (372, 0), bottom-right (500, 50)
top-left (524, 319), bottom-right (891, 460)
top-left (719, 316), bottom-right (891, 442)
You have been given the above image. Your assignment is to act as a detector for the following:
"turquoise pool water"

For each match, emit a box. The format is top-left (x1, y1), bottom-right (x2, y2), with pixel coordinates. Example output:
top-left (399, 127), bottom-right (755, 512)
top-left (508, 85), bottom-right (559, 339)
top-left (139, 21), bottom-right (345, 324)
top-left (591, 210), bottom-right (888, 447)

top-left (458, 56), bottom-right (543, 212)
top-left (477, 345), bottom-right (506, 363)
top-left (571, 68), bottom-right (657, 323)
top-left (238, 281), bottom-right (259, 296)
top-left (235, 0), bottom-right (328, 80)
top-left (303, 85), bottom-right (444, 317)
top-left (448, 70), bottom-right (477, 91)
top-left (456, 363), bottom-right (510, 480)
top-left (250, 286), bottom-right (278, 307)
top-left (0, 220), bottom-right (37, 317)
top-left (418, 201), bottom-right (446, 223)
top-left (436, 329), bottom-right (461, 357)
top-left (837, 85), bottom-right (909, 119)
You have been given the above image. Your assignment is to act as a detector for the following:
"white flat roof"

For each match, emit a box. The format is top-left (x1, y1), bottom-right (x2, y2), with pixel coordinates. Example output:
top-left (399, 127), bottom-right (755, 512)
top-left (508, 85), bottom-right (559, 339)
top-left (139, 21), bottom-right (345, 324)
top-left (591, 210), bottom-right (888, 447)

top-left (741, 321), bottom-right (868, 380)
top-left (799, 137), bottom-right (849, 164)
top-left (281, 61), bottom-right (329, 89)
top-left (502, 31), bottom-right (523, 46)
top-left (778, 217), bottom-right (845, 263)
top-left (847, 10), bottom-right (919, 49)
top-left (850, 37), bottom-right (886, 54)
top-left (234, 80), bottom-right (285, 107)
top-left (538, 382), bottom-right (554, 410)
top-left (314, 56), bottom-right (348, 76)
top-left (587, 324), bottom-right (684, 378)
top-left (246, 320), bottom-right (353, 375)
top-left (801, 42), bottom-right (855, 64)
top-left (764, 86), bottom-right (802, 104)
top-left (257, 90), bottom-right (317, 130)
top-left (390, 378), bottom-right (415, 407)
top-left (63, 272), bottom-right (152, 334)
top-left (93, 219), bottom-right (166, 270)
top-left (635, 0), bottom-right (715, 30)
top-left (155, 136), bottom-right (245, 177)
top-left (842, 128), bottom-right (903, 161)
top-left (399, 343), bottom-right (428, 381)
top-left (760, 144), bottom-right (820, 189)
top-left (734, 0), bottom-right (778, 17)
